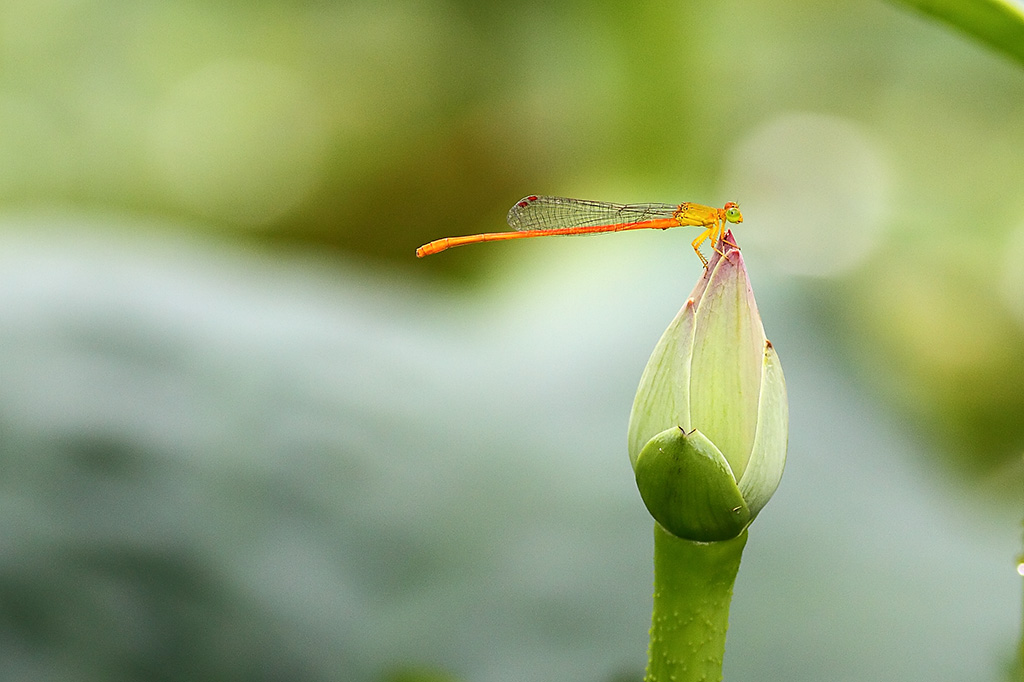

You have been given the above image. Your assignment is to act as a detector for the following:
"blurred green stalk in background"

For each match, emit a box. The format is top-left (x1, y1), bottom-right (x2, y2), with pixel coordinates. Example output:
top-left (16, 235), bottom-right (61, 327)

top-left (1018, 517), bottom-right (1024, 682)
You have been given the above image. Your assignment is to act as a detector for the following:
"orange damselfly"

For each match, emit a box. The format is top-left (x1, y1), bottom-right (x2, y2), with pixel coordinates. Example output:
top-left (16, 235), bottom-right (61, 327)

top-left (415, 195), bottom-right (743, 267)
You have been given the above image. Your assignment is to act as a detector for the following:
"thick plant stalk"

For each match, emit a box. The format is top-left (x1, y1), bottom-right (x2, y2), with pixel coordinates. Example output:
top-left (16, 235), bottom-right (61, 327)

top-left (645, 524), bottom-right (747, 682)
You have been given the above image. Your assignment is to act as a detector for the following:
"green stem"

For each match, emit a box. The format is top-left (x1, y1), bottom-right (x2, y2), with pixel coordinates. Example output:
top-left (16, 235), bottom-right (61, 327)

top-left (645, 523), bottom-right (747, 682)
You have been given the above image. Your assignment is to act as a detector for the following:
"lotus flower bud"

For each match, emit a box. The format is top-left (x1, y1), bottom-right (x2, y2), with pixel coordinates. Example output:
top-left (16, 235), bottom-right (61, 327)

top-left (628, 235), bottom-right (788, 541)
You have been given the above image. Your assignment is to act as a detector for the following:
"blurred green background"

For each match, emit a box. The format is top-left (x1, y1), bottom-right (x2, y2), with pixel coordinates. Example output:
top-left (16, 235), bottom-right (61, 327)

top-left (0, 0), bottom-right (1022, 680)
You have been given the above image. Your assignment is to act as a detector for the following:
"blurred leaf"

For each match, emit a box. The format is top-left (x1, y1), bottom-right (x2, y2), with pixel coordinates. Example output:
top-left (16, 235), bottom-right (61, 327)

top-left (829, 241), bottom-right (1024, 493)
top-left (889, 0), bottom-right (1024, 67)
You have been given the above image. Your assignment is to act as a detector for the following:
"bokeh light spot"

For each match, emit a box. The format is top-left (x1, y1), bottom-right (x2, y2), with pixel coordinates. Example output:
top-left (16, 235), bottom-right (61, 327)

top-left (724, 112), bottom-right (890, 277)
top-left (149, 60), bottom-right (329, 227)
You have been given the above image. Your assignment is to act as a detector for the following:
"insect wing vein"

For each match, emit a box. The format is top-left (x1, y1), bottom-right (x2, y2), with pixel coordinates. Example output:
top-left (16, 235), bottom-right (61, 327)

top-left (507, 196), bottom-right (679, 232)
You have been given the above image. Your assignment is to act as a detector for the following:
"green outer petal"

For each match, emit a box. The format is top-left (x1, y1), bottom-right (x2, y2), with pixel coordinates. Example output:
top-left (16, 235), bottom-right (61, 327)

top-left (737, 341), bottom-right (789, 518)
top-left (634, 426), bottom-right (751, 542)
top-left (689, 251), bottom-right (765, 480)
top-left (627, 298), bottom-right (697, 468)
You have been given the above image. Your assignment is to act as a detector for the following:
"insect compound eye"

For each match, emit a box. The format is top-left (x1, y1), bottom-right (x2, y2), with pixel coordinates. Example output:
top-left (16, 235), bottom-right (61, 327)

top-left (725, 206), bottom-right (742, 223)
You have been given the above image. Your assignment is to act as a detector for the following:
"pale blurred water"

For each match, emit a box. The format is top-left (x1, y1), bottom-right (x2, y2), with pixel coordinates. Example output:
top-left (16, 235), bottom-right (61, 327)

top-left (0, 214), bottom-right (1017, 682)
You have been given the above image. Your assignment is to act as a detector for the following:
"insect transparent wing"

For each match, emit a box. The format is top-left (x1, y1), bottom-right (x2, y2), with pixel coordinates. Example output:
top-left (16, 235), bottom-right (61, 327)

top-left (507, 196), bottom-right (681, 232)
